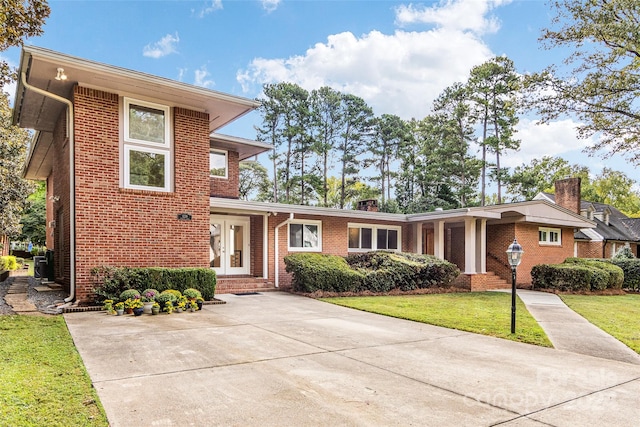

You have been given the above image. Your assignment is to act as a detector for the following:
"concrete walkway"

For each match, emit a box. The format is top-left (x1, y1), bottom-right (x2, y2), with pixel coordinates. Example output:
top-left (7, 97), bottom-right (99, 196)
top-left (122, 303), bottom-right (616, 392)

top-left (65, 292), bottom-right (640, 426)
top-left (514, 290), bottom-right (640, 365)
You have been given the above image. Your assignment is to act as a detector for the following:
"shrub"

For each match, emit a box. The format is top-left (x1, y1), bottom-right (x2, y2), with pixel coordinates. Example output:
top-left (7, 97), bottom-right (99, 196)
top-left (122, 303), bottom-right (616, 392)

top-left (284, 253), bottom-right (364, 293)
top-left (155, 292), bottom-right (176, 309)
top-left (613, 246), bottom-right (635, 260)
top-left (183, 288), bottom-right (202, 299)
top-left (531, 264), bottom-right (592, 291)
top-left (0, 256), bottom-right (18, 272)
top-left (346, 251), bottom-right (460, 291)
top-left (119, 289), bottom-right (141, 302)
top-left (607, 259), bottom-right (640, 291)
top-left (91, 267), bottom-right (216, 303)
top-left (564, 258), bottom-right (623, 290)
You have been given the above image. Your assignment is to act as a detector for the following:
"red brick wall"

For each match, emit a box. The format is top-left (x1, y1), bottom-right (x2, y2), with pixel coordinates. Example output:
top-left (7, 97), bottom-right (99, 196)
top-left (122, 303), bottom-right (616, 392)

top-left (72, 87), bottom-right (210, 303)
top-left (49, 111), bottom-right (71, 287)
top-left (577, 241), bottom-right (603, 258)
top-left (485, 223), bottom-right (573, 286)
top-left (210, 150), bottom-right (239, 198)
top-left (250, 215), bottom-right (264, 277)
top-left (268, 214), bottom-right (410, 288)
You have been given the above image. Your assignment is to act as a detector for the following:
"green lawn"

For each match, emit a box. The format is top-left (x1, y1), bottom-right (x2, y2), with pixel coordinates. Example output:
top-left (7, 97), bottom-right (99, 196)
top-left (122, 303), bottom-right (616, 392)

top-left (321, 292), bottom-right (553, 347)
top-left (561, 294), bottom-right (640, 353)
top-left (0, 316), bottom-right (108, 426)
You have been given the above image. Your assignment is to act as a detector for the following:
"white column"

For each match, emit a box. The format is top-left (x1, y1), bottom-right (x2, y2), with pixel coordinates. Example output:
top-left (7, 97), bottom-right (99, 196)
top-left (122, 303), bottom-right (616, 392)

top-left (263, 213), bottom-right (269, 280)
top-left (476, 219), bottom-right (487, 274)
top-left (415, 223), bottom-right (423, 254)
top-left (434, 221), bottom-right (445, 260)
top-left (464, 218), bottom-right (477, 274)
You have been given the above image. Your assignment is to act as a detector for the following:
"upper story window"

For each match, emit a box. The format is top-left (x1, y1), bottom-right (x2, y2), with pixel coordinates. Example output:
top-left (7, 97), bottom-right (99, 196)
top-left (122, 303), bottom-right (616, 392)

top-left (288, 220), bottom-right (322, 252)
top-left (539, 227), bottom-right (561, 246)
top-left (348, 223), bottom-right (401, 252)
top-left (210, 150), bottom-right (228, 179)
top-left (123, 98), bottom-right (172, 192)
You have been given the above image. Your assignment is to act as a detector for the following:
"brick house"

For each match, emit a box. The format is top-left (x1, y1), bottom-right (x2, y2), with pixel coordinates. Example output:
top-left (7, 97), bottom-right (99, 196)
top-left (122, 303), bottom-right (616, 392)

top-left (534, 177), bottom-right (640, 259)
top-left (13, 47), bottom-right (595, 303)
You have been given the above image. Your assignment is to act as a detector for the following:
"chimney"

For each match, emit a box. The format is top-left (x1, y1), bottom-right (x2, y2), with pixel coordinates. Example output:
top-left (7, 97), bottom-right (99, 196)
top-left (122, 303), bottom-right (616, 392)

top-left (554, 177), bottom-right (581, 214)
top-left (357, 199), bottom-right (378, 212)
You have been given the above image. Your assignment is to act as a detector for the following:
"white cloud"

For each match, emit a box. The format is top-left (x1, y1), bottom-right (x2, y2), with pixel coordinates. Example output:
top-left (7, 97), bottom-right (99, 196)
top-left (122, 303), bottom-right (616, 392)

top-left (498, 118), bottom-right (596, 168)
top-left (194, 65), bottom-right (215, 88)
top-left (238, 28), bottom-right (493, 119)
top-left (143, 33), bottom-right (180, 59)
top-left (261, 0), bottom-right (281, 13)
top-left (197, 0), bottom-right (223, 18)
top-left (395, 0), bottom-right (511, 34)
top-left (236, 0), bottom-right (517, 119)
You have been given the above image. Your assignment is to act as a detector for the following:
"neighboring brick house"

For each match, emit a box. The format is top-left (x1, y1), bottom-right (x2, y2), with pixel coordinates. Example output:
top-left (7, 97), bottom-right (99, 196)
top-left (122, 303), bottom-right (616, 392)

top-left (534, 178), bottom-right (640, 259)
top-left (13, 47), bottom-right (595, 303)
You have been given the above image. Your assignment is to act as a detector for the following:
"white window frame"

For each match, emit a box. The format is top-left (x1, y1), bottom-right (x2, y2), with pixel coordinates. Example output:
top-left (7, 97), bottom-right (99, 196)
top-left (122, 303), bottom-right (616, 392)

top-left (124, 98), bottom-right (171, 147)
top-left (122, 97), bottom-right (172, 192)
top-left (124, 145), bottom-right (171, 192)
top-left (539, 227), bottom-right (561, 246)
top-left (348, 223), bottom-right (402, 252)
top-left (288, 220), bottom-right (322, 252)
top-left (209, 149), bottom-right (228, 179)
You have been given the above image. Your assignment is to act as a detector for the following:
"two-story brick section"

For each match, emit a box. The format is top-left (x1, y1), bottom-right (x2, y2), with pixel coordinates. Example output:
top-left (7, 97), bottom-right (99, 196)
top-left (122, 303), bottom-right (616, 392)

top-left (13, 47), bottom-right (596, 304)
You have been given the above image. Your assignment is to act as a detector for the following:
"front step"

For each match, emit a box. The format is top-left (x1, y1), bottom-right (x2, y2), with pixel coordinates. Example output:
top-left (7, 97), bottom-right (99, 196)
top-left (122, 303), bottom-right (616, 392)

top-left (216, 277), bottom-right (277, 294)
top-left (482, 272), bottom-right (511, 290)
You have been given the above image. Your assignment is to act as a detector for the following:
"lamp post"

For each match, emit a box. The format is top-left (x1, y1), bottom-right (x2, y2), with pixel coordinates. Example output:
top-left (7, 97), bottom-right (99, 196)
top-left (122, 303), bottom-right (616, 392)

top-left (506, 238), bottom-right (524, 334)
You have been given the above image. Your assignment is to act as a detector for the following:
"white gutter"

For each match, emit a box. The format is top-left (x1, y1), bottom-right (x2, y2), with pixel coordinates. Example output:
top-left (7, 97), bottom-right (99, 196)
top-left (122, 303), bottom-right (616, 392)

top-left (274, 213), bottom-right (294, 288)
top-left (21, 71), bottom-right (76, 303)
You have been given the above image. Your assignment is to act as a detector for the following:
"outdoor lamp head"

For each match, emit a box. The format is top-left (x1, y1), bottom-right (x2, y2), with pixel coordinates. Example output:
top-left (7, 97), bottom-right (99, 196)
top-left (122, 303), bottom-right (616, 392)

top-left (506, 238), bottom-right (523, 268)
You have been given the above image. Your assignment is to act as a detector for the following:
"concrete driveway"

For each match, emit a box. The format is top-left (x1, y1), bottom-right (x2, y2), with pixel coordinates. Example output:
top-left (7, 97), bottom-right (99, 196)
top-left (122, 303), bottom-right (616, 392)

top-left (65, 292), bottom-right (640, 426)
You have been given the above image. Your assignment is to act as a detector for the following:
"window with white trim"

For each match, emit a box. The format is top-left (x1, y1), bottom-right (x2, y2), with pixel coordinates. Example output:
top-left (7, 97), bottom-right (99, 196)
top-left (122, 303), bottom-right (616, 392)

top-left (539, 227), bottom-right (561, 245)
top-left (348, 223), bottom-right (401, 251)
top-left (209, 150), bottom-right (228, 178)
top-left (123, 98), bottom-right (172, 192)
top-left (288, 220), bottom-right (322, 251)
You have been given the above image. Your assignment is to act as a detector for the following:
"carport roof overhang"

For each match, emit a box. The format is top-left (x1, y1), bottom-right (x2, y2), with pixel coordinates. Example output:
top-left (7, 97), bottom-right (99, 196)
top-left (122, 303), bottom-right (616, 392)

top-left (14, 46), bottom-right (261, 179)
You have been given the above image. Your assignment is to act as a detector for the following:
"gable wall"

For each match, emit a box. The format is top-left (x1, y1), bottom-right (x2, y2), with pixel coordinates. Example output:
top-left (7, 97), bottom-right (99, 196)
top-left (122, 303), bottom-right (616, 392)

top-left (72, 86), bottom-right (210, 303)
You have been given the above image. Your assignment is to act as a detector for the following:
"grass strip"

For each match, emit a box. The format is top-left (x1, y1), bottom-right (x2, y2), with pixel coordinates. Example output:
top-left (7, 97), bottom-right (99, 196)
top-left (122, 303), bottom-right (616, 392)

top-left (0, 315), bottom-right (108, 426)
top-left (561, 294), bottom-right (640, 353)
top-left (321, 292), bottom-right (552, 347)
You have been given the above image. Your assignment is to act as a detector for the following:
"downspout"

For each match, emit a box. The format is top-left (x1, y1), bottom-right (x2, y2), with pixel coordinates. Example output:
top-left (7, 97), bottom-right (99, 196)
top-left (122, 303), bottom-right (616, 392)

top-left (274, 213), bottom-right (294, 288)
top-left (21, 71), bottom-right (76, 303)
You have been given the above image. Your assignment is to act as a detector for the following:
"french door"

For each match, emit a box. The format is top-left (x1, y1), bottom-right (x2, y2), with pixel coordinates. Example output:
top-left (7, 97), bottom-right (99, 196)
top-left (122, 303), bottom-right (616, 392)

top-left (210, 215), bottom-right (250, 276)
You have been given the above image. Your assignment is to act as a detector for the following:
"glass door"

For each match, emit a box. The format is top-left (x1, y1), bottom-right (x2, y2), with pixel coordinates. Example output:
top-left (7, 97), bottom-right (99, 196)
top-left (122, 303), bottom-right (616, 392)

top-left (210, 216), bottom-right (250, 276)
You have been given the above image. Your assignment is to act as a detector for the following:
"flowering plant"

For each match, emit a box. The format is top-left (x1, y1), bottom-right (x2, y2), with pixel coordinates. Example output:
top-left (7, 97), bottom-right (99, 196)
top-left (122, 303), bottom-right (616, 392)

top-left (114, 302), bottom-right (124, 310)
top-left (152, 302), bottom-right (160, 309)
top-left (102, 299), bottom-right (115, 314)
top-left (141, 289), bottom-right (159, 302)
top-left (164, 301), bottom-right (174, 314)
top-left (126, 298), bottom-right (144, 309)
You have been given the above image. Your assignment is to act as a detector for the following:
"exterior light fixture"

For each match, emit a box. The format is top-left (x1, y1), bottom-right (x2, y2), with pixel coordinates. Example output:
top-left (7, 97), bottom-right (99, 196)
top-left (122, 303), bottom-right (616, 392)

top-left (55, 68), bottom-right (67, 81)
top-left (506, 238), bottom-right (524, 334)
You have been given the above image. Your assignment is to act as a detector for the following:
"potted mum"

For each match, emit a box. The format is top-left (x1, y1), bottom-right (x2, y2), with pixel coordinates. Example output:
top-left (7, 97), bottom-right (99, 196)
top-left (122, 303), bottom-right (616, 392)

top-left (141, 289), bottom-right (159, 314)
top-left (102, 299), bottom-right (115, 315)
top-left (151, 302), bottom-right (160, 315)
top-left (126, 298), bottom-right (144, 316)
top-left (114, 302), bottom-right (125, 316)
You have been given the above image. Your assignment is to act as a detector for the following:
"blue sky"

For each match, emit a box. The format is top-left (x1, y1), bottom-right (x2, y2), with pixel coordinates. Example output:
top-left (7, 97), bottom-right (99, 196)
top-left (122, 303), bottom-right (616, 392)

top-left (3, 0), bottom-right (636, 189)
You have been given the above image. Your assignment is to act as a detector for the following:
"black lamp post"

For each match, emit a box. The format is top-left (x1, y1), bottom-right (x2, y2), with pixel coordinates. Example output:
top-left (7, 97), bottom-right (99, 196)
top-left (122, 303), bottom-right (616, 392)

top-left (506, 238), bottom-right (524, 334)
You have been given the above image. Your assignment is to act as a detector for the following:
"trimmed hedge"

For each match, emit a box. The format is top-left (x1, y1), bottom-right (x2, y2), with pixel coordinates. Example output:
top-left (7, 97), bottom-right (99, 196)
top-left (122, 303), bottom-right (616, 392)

top-left (284, 253), bottom-right (364, 293)
top-left (531, 264), bottom-right (593, 291)
top-left (346, 251), bottom-right (460, 291)
top-left (284, 251), bottom-right (460, 293)
top-left (607, 259), bottom-right (640, 291)
top-left (91, 267), bottom-right (216, 303)
top-left (564, 258), bottom-right (624, 290)
top-left (532, 257), bottom-right (625, 291)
